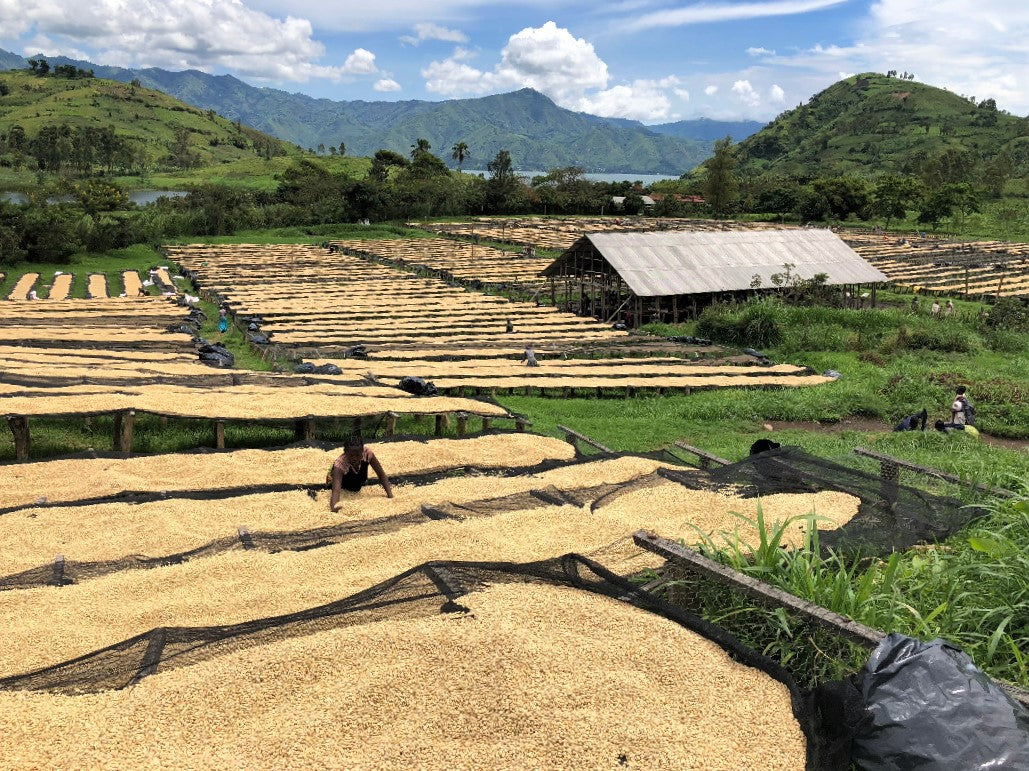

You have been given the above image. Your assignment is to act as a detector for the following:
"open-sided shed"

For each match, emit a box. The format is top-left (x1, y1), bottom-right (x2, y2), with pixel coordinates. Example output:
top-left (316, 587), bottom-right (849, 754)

top-left (541, 229), bottom-right (889, 325)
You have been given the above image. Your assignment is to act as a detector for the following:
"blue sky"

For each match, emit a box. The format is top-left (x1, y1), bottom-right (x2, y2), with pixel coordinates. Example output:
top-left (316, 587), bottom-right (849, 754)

top-left (2, 1), bottom-right (1026, 122)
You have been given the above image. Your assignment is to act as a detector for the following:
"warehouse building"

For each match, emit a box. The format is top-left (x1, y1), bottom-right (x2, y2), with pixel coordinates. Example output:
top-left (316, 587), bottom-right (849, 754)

top-left (540, 229), bottom-right (889, 326)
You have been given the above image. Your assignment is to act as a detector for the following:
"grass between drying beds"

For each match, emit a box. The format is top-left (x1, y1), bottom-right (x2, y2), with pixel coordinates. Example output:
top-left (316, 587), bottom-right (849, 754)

top-left (666, 489), bottom-right (1029, 689)
top-left (497, 394), bottom-right (1028, 493)
top-left (0, 412), bottom-right (498, 462)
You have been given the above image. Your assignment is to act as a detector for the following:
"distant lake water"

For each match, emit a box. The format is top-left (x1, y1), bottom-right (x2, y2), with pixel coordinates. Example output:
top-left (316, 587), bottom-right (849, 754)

top-left (460, 170), bottom-right (681, 184)
top-left (0, 190), bottom-right (188, 205)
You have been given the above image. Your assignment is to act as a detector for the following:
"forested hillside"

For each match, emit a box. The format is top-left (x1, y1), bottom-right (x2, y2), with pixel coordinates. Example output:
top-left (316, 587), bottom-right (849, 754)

top-left (0, 67), bottom-right (296, 178)
top-left (734, 73), bottom-right (1028, 182)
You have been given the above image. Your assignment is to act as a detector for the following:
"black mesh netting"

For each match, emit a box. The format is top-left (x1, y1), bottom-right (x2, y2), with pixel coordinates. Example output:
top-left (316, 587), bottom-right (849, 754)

top-left (676, 446), bottom-right (982, 557)
top-left (0, 472), bottom-right (668, 591)
top-left (0, 552), bottom-right (833, 768)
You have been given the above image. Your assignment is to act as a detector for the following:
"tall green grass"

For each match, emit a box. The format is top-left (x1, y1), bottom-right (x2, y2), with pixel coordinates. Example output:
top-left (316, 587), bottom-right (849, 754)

top-left (674, 486), bottom-right (1029, 687)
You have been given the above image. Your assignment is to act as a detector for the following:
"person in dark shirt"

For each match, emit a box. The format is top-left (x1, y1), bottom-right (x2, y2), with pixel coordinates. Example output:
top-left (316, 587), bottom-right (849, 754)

top-left (893, 409), bottom-right (928, 432)
top-left (327, 436), bottom-right (393, 511)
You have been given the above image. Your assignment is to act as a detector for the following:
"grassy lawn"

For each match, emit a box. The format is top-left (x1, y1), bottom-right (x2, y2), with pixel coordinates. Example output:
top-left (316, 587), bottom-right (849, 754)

top-left (0, 245), bottom-right (165, 298)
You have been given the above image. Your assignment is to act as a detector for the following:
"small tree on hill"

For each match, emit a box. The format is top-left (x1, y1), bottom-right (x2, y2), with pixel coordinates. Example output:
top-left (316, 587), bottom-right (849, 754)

top-left (703, 137), bottom-right (739, 217)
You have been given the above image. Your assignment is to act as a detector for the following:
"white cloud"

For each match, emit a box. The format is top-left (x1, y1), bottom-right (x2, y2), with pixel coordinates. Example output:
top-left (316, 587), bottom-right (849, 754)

top-left (374, 78), bottom-right (402, 92)
top-left (731, 79), bottom-right (761, 107)
top-left (746, 46), bottom-right (776, 56)
top-left (675, 88), bottom-right (691, 101)
top-left (421, 22), bottom-right (689, 121)
top-left (423, 21), bottom-right (609, 102)
top-left (579, 78), bottom-right (677, 121)
top-left (769, 0), bottom-right (1029, 114)
top-left (0, 0), bottom-right (364, 82)
top-left (342, 49), bottom-right (378, 76)
top-left (704, 85), bottom-right (719, 96)
top-left (769, 84), bottom-right (785, 102)
top-left (400, 22), bottom-right (469, 45)
top-left (623, 0), bottom-right (847, 32)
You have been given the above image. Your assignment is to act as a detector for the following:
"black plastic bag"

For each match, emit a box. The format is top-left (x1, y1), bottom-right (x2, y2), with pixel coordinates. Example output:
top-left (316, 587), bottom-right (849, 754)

top-left (398, 376), bottom-right (438, 396)
top-left (312, 363), bottom-right (342, 375)
top-left (850, 634), bottom-right (1029, 770)
top-left (199, 351), bottom-right (234, 368)
top-left (293, 362), bottom-right (316, 374)
top-left (345, 345), bottom-right (368, 359)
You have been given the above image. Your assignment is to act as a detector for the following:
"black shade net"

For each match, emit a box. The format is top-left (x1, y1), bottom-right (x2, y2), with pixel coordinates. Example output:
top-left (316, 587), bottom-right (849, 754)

top-left (0, 552), bottom-right (833, 768)
top-left (701, 446), bottom-right (981, 556)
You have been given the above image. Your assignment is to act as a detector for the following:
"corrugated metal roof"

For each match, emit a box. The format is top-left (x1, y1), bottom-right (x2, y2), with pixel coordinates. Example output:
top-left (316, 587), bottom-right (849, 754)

top-left (542, 229), bottom-right (890, 296)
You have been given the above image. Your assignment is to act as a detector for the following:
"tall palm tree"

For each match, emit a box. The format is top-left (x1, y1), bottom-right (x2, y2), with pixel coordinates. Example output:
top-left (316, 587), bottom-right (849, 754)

top-left (410, 138), bottom-right (431, 160)
top-left (451, 141), bottom-right (469, 171)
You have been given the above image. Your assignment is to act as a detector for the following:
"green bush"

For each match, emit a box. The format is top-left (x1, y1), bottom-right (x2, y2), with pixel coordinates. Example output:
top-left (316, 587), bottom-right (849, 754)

top-left (696, 300), bottom-right (784, 348)
top-left (985, 328), bottom-right (1027, 354)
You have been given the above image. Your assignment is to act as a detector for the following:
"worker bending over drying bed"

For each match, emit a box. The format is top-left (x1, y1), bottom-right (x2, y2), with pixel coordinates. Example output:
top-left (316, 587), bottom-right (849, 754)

top-left (327, 436), bottom-right (394, 511)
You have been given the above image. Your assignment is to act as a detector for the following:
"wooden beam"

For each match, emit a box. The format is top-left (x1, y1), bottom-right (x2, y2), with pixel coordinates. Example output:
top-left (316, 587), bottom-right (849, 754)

top-left (557, 424), bottom-right (612, 454)
top-left (455, 412), bottom-right (468, 437)
top-left (385, 411), bottom-right (398, 437)
top-left (853, 447), bottom-right (1015, 498)
top-left (632, 530), bottom-right (886, 647)
top-left (673, 440), bottom-right (731, 469)
top-left (214, 420), bottom-right (226, 449)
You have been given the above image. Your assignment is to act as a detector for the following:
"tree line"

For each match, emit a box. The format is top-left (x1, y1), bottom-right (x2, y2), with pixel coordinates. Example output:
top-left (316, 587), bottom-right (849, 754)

top-left (689, 136), bottom-right (1022, 230)
top-left (0, 139), bottom-right (682, 265)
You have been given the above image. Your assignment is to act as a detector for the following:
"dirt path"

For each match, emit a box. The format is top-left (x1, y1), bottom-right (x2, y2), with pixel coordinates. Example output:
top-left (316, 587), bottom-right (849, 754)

top-left (762, 418), bottom-right (1028, 452)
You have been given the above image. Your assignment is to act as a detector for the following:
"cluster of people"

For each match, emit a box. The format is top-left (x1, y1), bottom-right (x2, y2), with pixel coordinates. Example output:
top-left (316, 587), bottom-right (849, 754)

top-left (894, 387), bottom-right (978, 437)
top-left (909, 295), bottom-right (954, 317)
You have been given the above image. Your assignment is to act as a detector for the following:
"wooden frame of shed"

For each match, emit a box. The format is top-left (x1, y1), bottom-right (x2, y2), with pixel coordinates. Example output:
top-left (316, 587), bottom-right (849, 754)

top-left (541, 229), bottom-right (890, 327)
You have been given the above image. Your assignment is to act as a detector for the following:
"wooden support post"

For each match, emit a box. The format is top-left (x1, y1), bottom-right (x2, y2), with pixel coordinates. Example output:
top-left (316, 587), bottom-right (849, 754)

top-left (294, 417), bottom-right (315, 441)
top-left (456, 412), bottom-right (468, 437)
top-left (7, 416), bottom-right (30, 462)
top-left (481, 416), bottom-right (492, 432)
top-left (214, 420), bottom-right (226, 449)
top-left (385, 411), bottom-right (398, 437)
top-left (53, 554), bottom-right (66, 587)
top-left (114, 409), bottom-right (134, 454)
top-left (435, 414), bottom-right (445, 436)
top-left (352, 416), bottom-right (362, 436)
top-left (159, 416), bottom-right (168, 428)
top-left (515, 417), bottom-right (529, 432)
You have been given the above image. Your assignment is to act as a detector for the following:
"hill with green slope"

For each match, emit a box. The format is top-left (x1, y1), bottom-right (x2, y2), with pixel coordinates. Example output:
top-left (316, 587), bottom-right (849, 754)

top-left (0, 68), bottom-right (301, 182)
top-left (733, 73), bottom-right (1028, 179)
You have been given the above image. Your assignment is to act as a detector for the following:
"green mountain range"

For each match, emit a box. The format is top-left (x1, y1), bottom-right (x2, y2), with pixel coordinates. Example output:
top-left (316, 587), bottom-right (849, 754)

top-left (0, 49), bottom-right (740, 175)
top-left (650, 118), bottom-right (764, 142)
top-left (732, 73), bottom-right (1028, 179)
